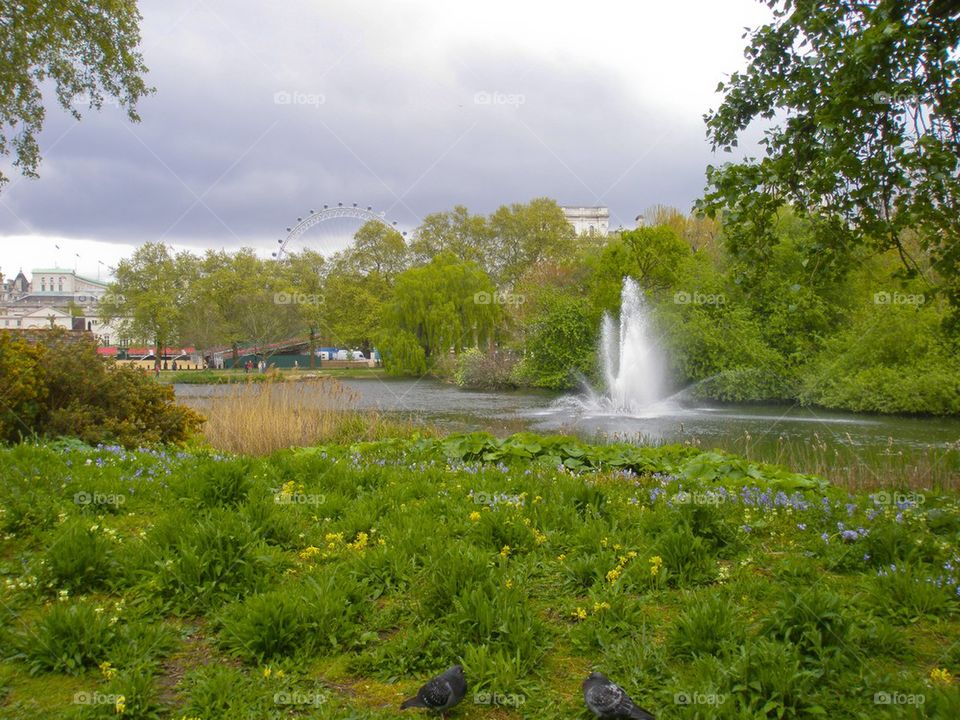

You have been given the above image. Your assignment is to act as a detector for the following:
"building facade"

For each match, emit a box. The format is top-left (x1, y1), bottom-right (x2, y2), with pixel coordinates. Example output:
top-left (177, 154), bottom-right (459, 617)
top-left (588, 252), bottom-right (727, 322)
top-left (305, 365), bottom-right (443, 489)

top-left (560, 206), bottom-right (610, 237)
top-left (0, 268), bottom-right (122, 343)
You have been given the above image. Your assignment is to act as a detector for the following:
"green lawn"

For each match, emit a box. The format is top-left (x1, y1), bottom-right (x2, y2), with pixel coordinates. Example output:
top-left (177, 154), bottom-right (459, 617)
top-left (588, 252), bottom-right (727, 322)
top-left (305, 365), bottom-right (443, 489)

top-left (0, 434), bottom-right (958, 718)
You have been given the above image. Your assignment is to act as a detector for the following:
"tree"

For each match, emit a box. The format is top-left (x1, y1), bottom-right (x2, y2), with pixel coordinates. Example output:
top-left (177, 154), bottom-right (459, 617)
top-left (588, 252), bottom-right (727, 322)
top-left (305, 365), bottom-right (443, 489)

top-left (587, 226), bottom-right (693, 314)
top-left (320, 272), bottom-right (385, 351)
top-left (380, 253), bottom-right (499, 366)
top-left (102, 242), bottom-right (191, 362)
top-left (199, 249), bottom-right (306, 362)
top-left (0, 0), bottom-right (152, 187)
top-left (488, 198), bottom-right (577, 286)
top-left (702, 0), bottom-right (960, 305)
top-left (336, 221), bottom-right (409, 279)
top-left (410, 206), bottom-right (493, 268)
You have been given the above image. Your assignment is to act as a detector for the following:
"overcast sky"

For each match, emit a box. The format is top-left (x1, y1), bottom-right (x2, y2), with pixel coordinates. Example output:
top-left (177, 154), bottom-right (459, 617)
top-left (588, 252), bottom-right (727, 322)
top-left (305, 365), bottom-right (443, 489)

top-left (0, 0), bottom-right (772, 279)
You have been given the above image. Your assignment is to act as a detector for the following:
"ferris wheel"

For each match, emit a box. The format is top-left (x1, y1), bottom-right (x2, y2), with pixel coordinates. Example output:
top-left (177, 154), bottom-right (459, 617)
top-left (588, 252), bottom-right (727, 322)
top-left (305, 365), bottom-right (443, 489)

top-left (272, 203), bottom-right (407, 259)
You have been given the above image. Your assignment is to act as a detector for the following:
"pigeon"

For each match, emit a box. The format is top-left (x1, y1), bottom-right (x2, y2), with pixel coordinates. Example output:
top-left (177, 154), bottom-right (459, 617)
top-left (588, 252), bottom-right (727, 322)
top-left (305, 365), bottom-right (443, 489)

top-left (583, 672), bottom-right (655, 719)
top-left (400, 665), bottom-right (467, 718)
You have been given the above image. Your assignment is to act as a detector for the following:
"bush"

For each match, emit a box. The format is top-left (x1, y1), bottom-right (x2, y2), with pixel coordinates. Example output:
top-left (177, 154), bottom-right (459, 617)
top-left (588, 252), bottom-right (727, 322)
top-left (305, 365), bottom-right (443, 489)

top-left (454, 347), bottom-right (519, 389)
top-left (42, 520), bottom-right (118, 594)
top-left (0, 330), bottom-right (203, 446)
top-left (668, 593), bottom-right (743, 659)
top-left (15, 600), bottom-right (114, 675)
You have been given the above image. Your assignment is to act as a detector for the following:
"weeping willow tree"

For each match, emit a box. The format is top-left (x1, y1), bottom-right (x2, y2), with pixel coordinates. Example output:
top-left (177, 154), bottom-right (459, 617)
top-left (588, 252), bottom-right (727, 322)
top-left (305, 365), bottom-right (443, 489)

top-left (378, 253), bottom-right (500, 373)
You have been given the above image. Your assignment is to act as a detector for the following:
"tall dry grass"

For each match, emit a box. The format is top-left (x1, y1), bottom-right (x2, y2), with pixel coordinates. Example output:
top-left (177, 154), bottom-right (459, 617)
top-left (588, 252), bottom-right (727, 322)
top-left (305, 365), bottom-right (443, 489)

top-left (184, 378), bottom-right (426, 455)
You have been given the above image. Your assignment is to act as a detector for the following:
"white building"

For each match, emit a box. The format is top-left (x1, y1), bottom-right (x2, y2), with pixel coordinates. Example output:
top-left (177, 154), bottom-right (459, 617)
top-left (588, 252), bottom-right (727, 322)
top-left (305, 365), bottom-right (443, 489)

top-left (0, 268), bottom-right (123, 345)
top-left (561, 206), bottom-right (610, 237)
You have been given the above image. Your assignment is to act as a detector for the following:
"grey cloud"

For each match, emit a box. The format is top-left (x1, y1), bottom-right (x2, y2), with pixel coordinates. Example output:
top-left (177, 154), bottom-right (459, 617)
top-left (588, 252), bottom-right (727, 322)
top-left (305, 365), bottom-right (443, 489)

top-left (0, 0), bottom-right (732, 253)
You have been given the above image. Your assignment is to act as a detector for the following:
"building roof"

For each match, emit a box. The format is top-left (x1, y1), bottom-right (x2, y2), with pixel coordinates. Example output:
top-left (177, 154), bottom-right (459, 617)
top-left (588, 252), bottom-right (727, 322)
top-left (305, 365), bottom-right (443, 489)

top-left (29, 269), bottom-right (109, 287)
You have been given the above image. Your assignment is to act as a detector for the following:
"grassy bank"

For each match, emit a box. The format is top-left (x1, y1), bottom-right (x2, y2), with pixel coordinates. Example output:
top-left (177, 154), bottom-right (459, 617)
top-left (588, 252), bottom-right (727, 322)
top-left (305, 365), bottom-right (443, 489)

top-left (0, 434), bottom-right (958, 718)
top-left (159, 368), bottom-right (390, 384)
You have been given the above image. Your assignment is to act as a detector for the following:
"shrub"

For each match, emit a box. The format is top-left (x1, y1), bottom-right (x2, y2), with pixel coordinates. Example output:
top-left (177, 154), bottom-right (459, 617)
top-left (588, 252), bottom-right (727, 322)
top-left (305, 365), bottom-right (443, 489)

top-left (669, 593), bottom-right (743, 659)
top-left (454, 347), bottom-right (519, 389)
top-left (656, 526), bottom-right (715, 586)
top-left (42, 520), bottom-right (117, 594)
top-left (15, 600), bottom-right (114, 675)
top-left (0, 330), bottom-right (203, 446)
top-left (219, 589), bottom-right (305, 661)
top-left (149, 510), bottom-right (274, 613)
top-left (866, 565), bottom-right (955, 622)
top-left (761, 585), bottom-right (853, 663)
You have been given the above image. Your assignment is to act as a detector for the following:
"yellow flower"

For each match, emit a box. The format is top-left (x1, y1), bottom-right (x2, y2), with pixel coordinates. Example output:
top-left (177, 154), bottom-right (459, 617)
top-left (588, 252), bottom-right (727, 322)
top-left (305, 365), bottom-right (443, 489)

top-left (593, 601), bottom-right (611, 612)
top-left (114, 695), bottom-right (126, 714)
top-left (649, 555), bottom-right (663, 576)
top-left (262, 667), bottom-right (272, 678)
top-left (275, 669), bottom-right (285, 680)
top-left (606, 566), bottom-right (622, 583)
top-left (573, 607), bottom-right (588, 620)
top-left (500, 545), bottom-right (511, 558)
top-left (930, 667), bottom-right (952, 684)
top-left (469, 511), bottom-right (481, 522)
top-left (348, 532), bottom-right (369, 551)
top-left (532, 529), bottom-right (547, 545)
top-left (534, 495), bottom-right (543, 503)
top-left (556, 553), bottom-right (566, 562)
top-left (99, 660), bottom-right (117, 679)
top-left (298, 546), bottom-right (321, 561)
top-left (505, 579), bottom-right (514, 588)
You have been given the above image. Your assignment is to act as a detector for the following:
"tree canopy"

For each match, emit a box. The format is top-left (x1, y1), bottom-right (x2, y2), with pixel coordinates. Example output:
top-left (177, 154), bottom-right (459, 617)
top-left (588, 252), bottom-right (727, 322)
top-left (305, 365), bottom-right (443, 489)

top-left (0, 0), bottom-right (152, 186)
top-left (702, 0), bottom-right (960, 306)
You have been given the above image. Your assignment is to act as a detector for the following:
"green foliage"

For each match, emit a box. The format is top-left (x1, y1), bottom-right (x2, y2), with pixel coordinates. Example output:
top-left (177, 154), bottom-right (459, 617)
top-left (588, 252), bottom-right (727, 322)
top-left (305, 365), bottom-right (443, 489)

top-left (0, 0), bottom-right (151, 187)
top-left (381, 253), bottom-right (500, 366)
top-left (800, 298), bottom-right (960, 414)
top-left (517, 289), bottom-right (597, 389)
top-left (14, 600), bottom-right (114, 675)
top-left (0, 330), bottom-right (203, 447)
top-left (453, 347), bottom-right (518, 389)
top-left (42, 520), bottom-right (117, 594)
top-left (1, 437), bottom-right (959, 719)
top-left (669, 593), bottom-right (743, 659)
top-left (702, 0), bottom-right (960, 307)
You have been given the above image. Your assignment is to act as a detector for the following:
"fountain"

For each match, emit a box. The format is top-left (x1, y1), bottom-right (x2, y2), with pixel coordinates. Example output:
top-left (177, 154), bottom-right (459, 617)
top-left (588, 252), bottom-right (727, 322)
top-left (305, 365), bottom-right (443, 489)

top-left (596, 277), bottom-right (667, 415)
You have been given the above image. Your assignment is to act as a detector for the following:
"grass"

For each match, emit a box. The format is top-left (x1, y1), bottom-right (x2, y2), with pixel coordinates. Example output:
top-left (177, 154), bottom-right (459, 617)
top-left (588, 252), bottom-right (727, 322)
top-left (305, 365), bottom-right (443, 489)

top-left (0, 435), bottom-right (958, 718)
top-left (180, 378), bottom-right (428, 455)
top-left (160, 368), bottom-right (389, 384)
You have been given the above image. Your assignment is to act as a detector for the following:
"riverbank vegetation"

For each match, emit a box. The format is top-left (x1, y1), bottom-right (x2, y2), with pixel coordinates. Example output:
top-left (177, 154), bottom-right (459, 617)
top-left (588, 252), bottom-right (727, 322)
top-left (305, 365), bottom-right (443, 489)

top-left (0, 435), bottom-right (958, 719)
top-left (101, 199), bottom-right (960, 417)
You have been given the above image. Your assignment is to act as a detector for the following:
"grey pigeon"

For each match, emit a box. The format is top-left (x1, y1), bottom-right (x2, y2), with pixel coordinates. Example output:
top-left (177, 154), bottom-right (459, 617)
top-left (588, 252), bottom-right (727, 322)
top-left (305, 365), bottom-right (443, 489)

top-left (400, 665), bottom-right (467, 718)
top-left (583, 672), bottom-right (655, 719)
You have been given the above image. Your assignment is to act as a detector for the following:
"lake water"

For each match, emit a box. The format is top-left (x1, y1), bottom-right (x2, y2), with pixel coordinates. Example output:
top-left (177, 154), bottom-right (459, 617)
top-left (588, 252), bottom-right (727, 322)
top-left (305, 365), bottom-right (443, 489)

top-left (175, 378), bottom-right (960, 452)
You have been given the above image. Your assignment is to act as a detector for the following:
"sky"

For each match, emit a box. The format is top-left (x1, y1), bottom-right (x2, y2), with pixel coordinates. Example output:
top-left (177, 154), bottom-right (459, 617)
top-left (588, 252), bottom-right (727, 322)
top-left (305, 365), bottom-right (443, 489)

top-left (0, 0), bottom-right (773, 280)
